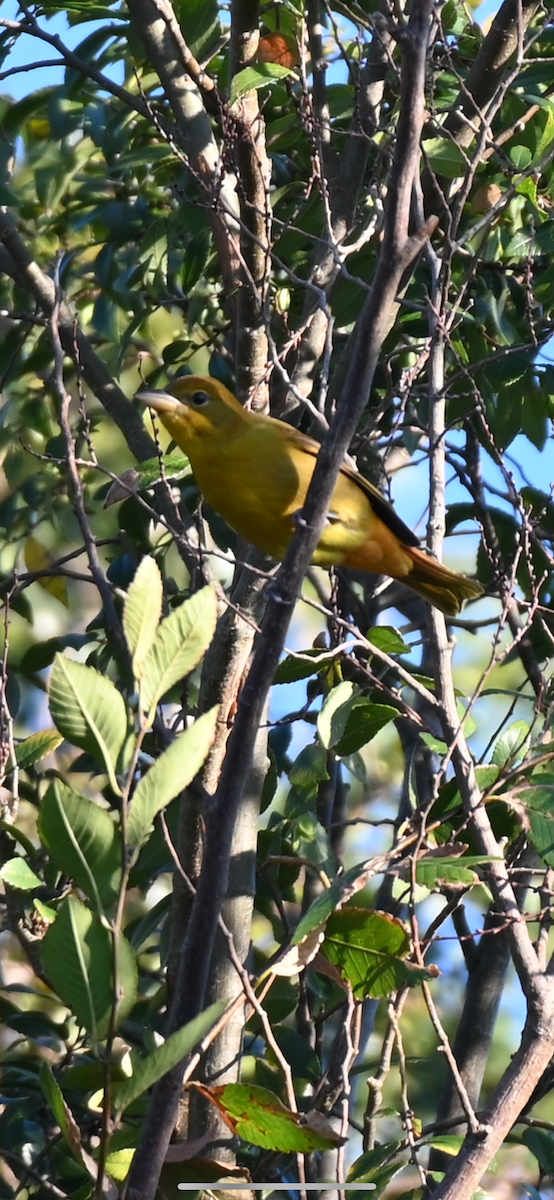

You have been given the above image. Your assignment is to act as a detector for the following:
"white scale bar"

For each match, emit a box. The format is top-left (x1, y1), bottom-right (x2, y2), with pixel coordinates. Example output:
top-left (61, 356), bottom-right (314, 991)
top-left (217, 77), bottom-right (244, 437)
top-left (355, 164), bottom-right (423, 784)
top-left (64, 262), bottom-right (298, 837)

top-left (178, 1185), bottom-right (376, 1191)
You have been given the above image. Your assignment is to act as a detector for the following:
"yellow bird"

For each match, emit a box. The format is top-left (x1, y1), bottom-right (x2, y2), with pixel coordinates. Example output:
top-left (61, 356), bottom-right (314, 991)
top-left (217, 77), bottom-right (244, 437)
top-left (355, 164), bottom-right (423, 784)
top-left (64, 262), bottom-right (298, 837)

top-left (136, 375), bottom-right (483, 616)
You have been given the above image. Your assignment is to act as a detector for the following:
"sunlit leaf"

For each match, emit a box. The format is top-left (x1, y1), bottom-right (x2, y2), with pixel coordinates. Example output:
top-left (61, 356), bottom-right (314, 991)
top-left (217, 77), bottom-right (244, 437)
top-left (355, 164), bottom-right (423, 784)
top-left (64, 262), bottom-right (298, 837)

top-left (230, 63), bottom-right (298, 104)
top-left (126, 707), bottom-right (219, 849)
top-left (321, 909), bottom-right (437, 998)
top-left (139, 585), bottom-right (218, 719)
top-left (49, 655), bottom-right (128, 794)
top-left (123, 555), bottom-right (163, 673)
top-left (194, 1082), bottom-right (336, 1152)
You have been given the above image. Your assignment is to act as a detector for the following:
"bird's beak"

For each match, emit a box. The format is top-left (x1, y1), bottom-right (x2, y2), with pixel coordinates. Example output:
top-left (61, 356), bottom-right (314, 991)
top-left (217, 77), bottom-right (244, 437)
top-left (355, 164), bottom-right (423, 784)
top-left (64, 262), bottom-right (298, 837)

top-left (135, 388), bottom-right (180, 415)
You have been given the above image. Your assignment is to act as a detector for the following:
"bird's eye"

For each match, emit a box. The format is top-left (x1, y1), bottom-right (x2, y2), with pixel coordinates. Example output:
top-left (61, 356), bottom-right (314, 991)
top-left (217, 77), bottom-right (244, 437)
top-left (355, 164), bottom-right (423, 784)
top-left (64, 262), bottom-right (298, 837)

top-left (190, 390), bottom-right (210, 407)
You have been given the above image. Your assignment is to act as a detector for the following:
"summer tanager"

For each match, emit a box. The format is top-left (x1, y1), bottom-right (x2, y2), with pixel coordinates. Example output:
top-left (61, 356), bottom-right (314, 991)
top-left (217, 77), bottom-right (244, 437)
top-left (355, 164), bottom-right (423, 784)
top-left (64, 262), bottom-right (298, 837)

top-left (136, 375), bottom-right (483, 616)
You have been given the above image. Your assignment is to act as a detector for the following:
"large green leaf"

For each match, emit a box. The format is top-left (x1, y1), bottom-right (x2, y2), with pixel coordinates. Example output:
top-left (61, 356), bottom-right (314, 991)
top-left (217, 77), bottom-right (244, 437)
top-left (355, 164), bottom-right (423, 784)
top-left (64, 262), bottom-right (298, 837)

top-left (422, 136), bottom-right (467, 177)
top-left (139, 585), bottom-right (218, 719)
top-left (48, 655), bottom-right (128, 793)
top-left (42, 896), bottom-right (137, 1040)
top-left (321, 909), bottom-right (436, 998)
top-left (126, 707), bottom-right (218, 849)
top-left (491, 720), bottom-right (531, 768)
top-left (114, 1000), bottom-right (228, 1114)
top-left (333, 700), bottom-right (397, 756)
top-left (38, 781), bottom-right (122, 911)
top-left (198, 1083), bottom-right (336, 1152)
top-left (123, 555), bottom-right (163, 674)
top-left (230, 63), bottom-right (298, 105)
top-left (293, 861), bottom-right (378, 943)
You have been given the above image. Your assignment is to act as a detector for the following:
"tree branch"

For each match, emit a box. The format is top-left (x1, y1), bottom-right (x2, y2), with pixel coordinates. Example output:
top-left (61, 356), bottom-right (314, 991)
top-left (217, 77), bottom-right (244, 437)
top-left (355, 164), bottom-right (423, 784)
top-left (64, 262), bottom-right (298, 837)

top-left (125, 3), bottom-right (436, 1195)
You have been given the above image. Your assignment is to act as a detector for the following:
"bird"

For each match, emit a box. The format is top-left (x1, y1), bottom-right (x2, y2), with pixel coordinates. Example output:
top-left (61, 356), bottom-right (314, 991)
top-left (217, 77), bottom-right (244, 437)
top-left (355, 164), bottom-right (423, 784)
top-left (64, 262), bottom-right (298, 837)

top-left (136, 375), bottom-right (484, 616)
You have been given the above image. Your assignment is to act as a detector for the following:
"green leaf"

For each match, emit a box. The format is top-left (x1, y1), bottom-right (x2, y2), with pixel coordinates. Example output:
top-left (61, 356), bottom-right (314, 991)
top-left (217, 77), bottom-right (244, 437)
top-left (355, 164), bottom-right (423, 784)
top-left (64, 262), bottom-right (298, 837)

top-left (348, 1142), bottom-right (402, 1183)
top-left (509, 144), bottom-right (532, 169)
top-left (230, 63), bottom-right (298, 105)
top-left (38, 781), bottom-right (122, 911)
top-left (140, 585), bottom-right (218, 719)
top-left (135, 453), bottom-right (191, 489)
top-left (333, 700), bottom-right (397, 756)
top-left (422, 136), bottom-right (467, 177)
top-left (317, 681), bottom-right (359, 749)
top-left (123, 555), bottom-right (163, 674)
top-left (414, 854), bottom-right (500, 888)
top-left (524, 788), bottom-right (554, 867)
top-left (114, 1000), bottom-right (227, 1114)
top-left (367, 626), bottom-right (411, 655)
top-left (274, 649), bottom-right (326, 684)
top-left (126, 707), bottom-right (219, 849)
top-left (39, 1064), bottom-right (95, 1175)
top-left (420, 1133), bottom-right (465, 1155)
top-left (522, 1127), bottom-right (554, 1173)
top-left (0, 859), bottom-right (41, 890)
top-left (491, 720), bottom-right (531, 768)
top-left (15, 729), bottom-right (63, 769)
top-left (41, 896), bottom-right (137, 1040)
top-left (42, 1), bottom-right (127, 15)
top-left (48, 655), bottom-right (128, 794)
top-left (321, 909), bottom-right (436, 998)
top-left (203, 1083), bottom-right (336, 1152)
top-left (420, 733), bottom-right (448, 754)
top-left (178, 0), bottom-right (220, 60)
top-left (288, 742), bottom-right (329, 798)
top-left (293, 861), bottom-right (383, 944)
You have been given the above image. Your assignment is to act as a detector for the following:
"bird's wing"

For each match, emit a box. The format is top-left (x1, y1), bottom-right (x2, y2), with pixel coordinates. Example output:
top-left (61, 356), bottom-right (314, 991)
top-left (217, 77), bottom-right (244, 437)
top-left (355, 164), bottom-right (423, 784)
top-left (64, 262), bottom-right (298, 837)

top-left (283, 425), bottom-right (420, 549)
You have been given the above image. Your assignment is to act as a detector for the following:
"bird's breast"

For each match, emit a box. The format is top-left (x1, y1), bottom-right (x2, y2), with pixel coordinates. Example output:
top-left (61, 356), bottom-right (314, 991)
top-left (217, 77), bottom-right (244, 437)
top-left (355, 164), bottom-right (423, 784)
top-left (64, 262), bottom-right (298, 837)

top-left (188, 427), bottom-right (306, 559)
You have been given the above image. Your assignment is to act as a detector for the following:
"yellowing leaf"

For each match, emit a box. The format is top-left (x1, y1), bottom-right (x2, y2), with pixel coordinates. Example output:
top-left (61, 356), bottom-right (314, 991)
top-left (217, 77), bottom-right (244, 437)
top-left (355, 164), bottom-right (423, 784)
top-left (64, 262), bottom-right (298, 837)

top-left (24, 536), bottom-right (69, 607)
top-left (193, 1083), bottom-right (337, 1152)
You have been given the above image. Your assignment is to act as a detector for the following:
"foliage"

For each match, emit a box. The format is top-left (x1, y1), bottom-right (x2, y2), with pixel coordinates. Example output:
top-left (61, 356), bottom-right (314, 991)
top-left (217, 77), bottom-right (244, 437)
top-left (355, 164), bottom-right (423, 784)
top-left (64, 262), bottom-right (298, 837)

top-left (0, 1), bottom-right (553, 1199)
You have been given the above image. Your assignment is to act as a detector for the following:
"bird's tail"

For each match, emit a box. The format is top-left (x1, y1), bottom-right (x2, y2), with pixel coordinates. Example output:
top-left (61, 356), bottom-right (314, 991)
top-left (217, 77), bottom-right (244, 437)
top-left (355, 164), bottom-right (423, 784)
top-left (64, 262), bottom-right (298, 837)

top-left (404, 546), bottom-right (484, 616)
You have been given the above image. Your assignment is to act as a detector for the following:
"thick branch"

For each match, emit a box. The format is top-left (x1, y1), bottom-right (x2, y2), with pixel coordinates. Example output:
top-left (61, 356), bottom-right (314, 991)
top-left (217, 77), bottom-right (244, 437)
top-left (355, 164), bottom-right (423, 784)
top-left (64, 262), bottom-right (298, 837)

top-left (445, 0), bottom-right (540, 149)
top-left (126, 0), bottom-right (241, 312)
top-left (430, 996), bottom-right (554, 1200)
top-left (230, 0), bottom-right (270, 406)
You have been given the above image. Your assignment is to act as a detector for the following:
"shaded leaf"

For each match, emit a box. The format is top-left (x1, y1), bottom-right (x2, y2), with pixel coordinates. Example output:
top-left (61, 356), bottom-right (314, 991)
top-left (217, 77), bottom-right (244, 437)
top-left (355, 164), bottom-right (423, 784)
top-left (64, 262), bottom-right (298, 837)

top-left (140, 585), bottom-right (218, 718)
top-left (334, 700), bottom-right (397, 756)
top-left (42, 896), bottom-right (137, 1039)
top-left (39, 1064), bottom-right (97, 1177)
top-left (114, 1001), bottom-right (228, 1113)
top-left (123, 555), bottom-right (163, 673)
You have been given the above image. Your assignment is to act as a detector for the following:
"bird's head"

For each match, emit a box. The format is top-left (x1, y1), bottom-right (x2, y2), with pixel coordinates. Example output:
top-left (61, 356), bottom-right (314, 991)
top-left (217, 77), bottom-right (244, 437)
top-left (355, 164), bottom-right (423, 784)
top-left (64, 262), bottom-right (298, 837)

top-left (135, 375), bottom-right (244, 447)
